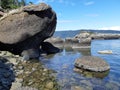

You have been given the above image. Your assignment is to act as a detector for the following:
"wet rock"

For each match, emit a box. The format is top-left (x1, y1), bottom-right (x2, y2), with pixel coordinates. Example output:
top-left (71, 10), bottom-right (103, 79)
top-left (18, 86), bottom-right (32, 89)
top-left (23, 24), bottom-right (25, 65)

top-left (74, 56), bottom-right (110, 72)
top-left (45, 81), bottom-right (54, 89)
top-left (80, 80), bottom-right (92, 87)
top-left (105, 82), bottom-right (120, 90)
top-left (0, 57), bottom-right (15, 90)
top-left (71, 85), bottom-right (93, 90)
top-left (65, 37), bottom-right (91, 49)
top-left (98, 50), bottom-right (113, 54)
top-left (41, 42), bottom-right (60, 54)
top-left (71, 86), bottom-right (81, 90)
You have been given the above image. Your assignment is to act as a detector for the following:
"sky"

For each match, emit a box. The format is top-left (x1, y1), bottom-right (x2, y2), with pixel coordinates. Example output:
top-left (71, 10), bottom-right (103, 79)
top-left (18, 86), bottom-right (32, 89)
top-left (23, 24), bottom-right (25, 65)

top-left (26, 0), bottom-right (120, 31)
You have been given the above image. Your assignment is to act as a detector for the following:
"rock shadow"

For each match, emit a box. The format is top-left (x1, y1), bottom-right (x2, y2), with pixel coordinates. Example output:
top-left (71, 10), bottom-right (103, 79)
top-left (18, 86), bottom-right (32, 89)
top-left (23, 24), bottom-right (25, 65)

top-left (0, 56), bottom-right (15, 90)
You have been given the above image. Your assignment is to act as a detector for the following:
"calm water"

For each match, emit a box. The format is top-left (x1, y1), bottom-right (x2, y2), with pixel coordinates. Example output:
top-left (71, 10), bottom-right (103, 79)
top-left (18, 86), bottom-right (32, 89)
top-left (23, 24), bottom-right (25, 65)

top-left (41, 39), bottom-right (120, 90)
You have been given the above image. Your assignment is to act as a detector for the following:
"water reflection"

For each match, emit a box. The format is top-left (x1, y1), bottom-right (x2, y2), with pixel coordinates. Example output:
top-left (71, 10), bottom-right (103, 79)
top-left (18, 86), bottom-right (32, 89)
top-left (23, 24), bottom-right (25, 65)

top-left (40, 40), bottom-right (120, 90)
top-left (74, 68), bottom-right (110, 79)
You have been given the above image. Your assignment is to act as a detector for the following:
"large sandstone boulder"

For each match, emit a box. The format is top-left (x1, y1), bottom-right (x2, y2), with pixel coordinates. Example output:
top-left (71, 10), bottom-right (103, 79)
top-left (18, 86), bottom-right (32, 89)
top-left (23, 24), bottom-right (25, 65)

top-left (74, 56), bottom-right (110, 72)
top-left (0, 3), bottom-right (57, 59)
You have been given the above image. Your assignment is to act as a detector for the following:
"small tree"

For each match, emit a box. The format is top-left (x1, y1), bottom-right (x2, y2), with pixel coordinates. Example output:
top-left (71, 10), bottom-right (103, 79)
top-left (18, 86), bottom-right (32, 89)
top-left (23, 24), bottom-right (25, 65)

top-left (20, 0), bottom-right (26, 6)
top-left (0, 0), bottom-right (27, 10)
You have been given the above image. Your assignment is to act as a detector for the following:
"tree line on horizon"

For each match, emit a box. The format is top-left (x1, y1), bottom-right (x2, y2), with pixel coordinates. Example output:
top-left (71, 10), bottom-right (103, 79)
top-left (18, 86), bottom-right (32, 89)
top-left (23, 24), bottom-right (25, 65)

top-left (0, 0), bottom-right (33, 10)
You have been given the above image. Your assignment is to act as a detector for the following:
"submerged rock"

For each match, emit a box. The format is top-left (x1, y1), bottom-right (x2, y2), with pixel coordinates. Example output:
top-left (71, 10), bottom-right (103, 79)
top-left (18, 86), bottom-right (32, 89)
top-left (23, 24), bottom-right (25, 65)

top-left (0, 3), bottom-right (57, 59)
top-left (74, 56), bottom-right (110, 72)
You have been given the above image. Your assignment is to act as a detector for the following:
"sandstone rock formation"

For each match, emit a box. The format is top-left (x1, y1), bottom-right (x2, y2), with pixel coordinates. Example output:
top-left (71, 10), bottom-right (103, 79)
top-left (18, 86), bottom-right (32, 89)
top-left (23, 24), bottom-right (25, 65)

top-left (0, 3), bottom-right (57, 59)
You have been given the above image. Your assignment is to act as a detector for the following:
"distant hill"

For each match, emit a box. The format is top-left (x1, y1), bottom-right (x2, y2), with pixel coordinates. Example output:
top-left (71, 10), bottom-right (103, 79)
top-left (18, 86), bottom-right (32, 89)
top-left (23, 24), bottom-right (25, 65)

top-left (53, 30), bottom-right (80, 38)
top-left (53, 29), bottom-right (120, 38)
top-left (84, 29), bottom-right (120, 34)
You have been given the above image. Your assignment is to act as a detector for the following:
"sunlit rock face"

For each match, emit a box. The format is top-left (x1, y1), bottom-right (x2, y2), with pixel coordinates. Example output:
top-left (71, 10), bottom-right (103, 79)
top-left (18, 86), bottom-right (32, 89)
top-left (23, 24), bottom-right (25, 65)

top-left (0, 3), bottom-right (57, 57)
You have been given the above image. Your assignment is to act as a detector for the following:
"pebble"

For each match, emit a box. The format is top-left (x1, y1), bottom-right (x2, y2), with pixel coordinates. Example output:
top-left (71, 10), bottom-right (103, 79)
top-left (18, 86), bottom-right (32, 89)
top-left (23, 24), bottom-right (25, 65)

top-left (10, 82), bottom-right (22, 90)
top-left (18, 66), bottom-right (24, 70)
top-left (15, 78), bottom-right (23, 83)
top-left (80, 80), bottom-right (92, 87)
top-left (45, 81), bottom-right (54, 89)
top-left (9, 58), bottom-right (18, 65)
top-left (0, 51), bottom-right (59, 90)
top-left (71, 86), bottom-right (85, 90)
top-left (16, 70), bottom-right (24, 76)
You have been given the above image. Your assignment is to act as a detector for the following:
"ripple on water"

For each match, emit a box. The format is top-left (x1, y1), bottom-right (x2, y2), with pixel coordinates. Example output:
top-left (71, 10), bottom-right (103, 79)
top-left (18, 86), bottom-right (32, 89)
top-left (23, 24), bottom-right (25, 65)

top-left (40, 40), bottom-right (120, 90)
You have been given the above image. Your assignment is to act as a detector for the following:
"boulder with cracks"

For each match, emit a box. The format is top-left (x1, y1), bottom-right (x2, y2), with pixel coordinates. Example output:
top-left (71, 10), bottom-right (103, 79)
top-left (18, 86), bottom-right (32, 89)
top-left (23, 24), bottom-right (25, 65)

top-left (0, 3), bottom-right (57, 60)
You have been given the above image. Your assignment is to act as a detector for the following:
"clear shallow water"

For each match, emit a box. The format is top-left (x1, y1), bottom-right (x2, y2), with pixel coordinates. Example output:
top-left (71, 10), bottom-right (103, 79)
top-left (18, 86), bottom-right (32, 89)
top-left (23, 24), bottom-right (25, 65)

top-left (41, 40), bottom-right (120, 90)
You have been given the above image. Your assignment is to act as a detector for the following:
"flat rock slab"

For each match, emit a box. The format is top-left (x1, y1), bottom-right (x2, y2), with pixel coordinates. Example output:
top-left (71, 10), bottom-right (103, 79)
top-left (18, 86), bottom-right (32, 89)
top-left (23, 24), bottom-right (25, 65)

top-left (74, 56), bottom-right (110, 72)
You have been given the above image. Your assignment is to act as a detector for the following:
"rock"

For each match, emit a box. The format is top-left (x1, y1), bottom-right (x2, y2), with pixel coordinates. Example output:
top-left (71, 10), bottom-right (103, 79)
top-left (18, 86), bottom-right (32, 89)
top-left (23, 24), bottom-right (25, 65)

top-left (15, 78), bottom-right (23, 83)
top-left (64, 37), bottom-right (91, 49)
top-left (21, 48), bottom-right (40, 60)
top-left (0, 57), bottom-right (15, 90)
top-left (0, 11), bottom-right (4, 17)
top-left (41, 42), bottom-right (60, 54)
top-left (45, 37), bottom-right (64, 48)
top-left (91, 33), bottom-right (120, 40)
top-left (0, 6), bottom-right (4, 17)
top-left (45, 81), bottom-right (54, 89)
top-left (9, 58), bottom-right (18, 65)
top-left (0, 3), bottom-right (57, 59)
top-left (10, 82), bottom-right (22, 90)
top-left (0, 6), bottom-right (4, 11)
top-left (64, 38), bottom-right (78, 48)
top-left (71, 86), bottom-right (85, 90)
top-left (71, 85), bottom-right (93, 90)
top-left (74, 56), bottom-right (110, 72)
top-left (75, 31), bottom-right (91, 39)
top-left (80, 80), bottom-right (92, 87)
top-left (98, 50), bottom-right (113, 54)
top-left (11, 86), bottom-right (38, 90)
top-left (105, 82), bottom-right (120, 90)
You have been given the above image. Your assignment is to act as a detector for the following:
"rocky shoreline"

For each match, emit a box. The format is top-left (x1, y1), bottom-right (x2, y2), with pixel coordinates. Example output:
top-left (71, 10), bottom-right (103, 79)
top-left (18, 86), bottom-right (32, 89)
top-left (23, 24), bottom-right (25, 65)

top-left (45, 31), bottom-right (120, 49)
top-left (0, 51), bottom-right (60, 90)
top-left (0, 2), bottom-right (120, 90)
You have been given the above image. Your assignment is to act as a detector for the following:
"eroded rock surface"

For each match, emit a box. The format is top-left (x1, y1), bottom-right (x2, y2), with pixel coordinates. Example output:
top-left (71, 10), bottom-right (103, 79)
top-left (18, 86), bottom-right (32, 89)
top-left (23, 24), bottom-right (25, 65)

top-left (74, 56), bottom-right (110, 72)
top-left (0, 3), bottom-right (57, 58)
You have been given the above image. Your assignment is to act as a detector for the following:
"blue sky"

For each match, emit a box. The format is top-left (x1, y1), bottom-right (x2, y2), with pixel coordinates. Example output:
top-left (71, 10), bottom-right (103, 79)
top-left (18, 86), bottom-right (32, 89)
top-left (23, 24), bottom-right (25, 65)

top-left (26, 0), bottom-right (120, 31)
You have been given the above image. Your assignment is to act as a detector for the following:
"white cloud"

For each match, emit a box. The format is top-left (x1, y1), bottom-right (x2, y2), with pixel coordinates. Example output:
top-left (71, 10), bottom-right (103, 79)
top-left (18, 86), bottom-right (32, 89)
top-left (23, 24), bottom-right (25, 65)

top-left (100, 26), bottom-right (120, 30)
top-left (84, 1), bottom-right (94, 6)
